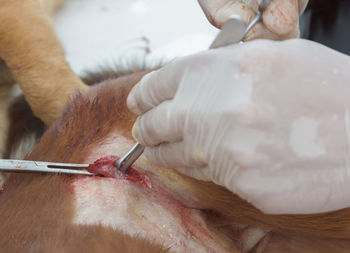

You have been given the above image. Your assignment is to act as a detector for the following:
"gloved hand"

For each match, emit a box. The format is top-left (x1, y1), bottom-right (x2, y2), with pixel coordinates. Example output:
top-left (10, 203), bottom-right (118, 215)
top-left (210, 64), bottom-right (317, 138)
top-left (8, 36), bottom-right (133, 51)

top-left (127, 39), bottom-right (350, 215)
top-left (198, 0), bottom-right (309, 40)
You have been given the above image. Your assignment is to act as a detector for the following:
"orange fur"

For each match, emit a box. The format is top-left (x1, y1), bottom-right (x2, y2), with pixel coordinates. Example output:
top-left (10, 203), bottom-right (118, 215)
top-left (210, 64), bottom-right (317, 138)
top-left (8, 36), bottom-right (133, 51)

top-left (0, 0), bottom-right (87, 125)
top-left (1, 71), bottom-right (350, 252)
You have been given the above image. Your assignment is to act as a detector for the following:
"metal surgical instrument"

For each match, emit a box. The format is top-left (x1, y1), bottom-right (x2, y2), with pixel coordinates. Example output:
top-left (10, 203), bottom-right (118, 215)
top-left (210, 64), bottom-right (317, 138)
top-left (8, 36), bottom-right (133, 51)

top-left (115, 142), bottom-right (145, 173)
top-left (0, 159), bottom-right (96, 176)
top-left (210, 0), bottom-right (272, 48)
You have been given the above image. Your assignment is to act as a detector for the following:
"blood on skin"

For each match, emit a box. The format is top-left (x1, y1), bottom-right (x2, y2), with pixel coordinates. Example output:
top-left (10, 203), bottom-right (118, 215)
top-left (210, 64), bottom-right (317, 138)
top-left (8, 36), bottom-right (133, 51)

top-left (87, 155), bottom-right (152, 189)
top-left (74, 156), bottom-right (232, 251)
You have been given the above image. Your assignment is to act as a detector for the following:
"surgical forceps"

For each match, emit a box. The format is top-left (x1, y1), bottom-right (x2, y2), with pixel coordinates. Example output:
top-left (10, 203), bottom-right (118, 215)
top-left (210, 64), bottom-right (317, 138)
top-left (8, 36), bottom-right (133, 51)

top-left (0, 159), bottom-right (96, 176)
top-left (0, 144), bottom-right (143, 176)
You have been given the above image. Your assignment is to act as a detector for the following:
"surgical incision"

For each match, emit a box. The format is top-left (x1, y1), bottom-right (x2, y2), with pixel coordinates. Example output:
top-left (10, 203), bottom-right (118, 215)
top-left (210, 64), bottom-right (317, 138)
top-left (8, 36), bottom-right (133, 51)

top-left (87, 155), bottom-right (152, 189)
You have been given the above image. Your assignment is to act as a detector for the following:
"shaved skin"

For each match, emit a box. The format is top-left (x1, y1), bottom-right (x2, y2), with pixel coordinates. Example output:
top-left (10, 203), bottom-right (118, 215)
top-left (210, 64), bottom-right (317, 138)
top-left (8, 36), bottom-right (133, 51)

top-left (0, 71), bottom-right (350, 252)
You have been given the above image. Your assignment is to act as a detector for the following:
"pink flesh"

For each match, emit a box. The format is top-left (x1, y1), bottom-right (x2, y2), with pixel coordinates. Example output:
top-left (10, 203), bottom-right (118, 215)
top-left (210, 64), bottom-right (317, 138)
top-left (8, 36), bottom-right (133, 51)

top-left (87, 155), bottom-right (152, 189)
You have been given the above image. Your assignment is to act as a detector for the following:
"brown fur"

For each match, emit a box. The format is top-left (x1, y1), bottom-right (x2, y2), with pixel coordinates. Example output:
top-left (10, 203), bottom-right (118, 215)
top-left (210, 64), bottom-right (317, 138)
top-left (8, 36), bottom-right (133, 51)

top-left (0, 174), bottom-right (166, 252)
top-left (1, 71), bottom-right (350, 252)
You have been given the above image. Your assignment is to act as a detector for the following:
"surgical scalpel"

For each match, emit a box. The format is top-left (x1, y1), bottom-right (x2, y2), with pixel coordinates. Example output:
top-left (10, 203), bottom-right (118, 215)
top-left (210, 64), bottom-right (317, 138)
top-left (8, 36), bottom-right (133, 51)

top-left (210, 0), bottom-right (271, 48)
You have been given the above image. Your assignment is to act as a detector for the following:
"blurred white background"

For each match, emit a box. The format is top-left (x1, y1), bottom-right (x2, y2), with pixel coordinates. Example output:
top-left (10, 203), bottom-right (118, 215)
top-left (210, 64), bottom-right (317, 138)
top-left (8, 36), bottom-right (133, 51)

top-left (54, 0), bottom-right (218, 74)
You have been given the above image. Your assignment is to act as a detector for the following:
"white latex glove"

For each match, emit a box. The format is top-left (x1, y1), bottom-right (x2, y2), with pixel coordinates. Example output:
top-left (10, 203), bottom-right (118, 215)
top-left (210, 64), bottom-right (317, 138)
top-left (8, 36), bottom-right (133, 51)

top-left (127, 39), bottom-right (350, 215)
top-left (198, 0), bottom-right (309, 40)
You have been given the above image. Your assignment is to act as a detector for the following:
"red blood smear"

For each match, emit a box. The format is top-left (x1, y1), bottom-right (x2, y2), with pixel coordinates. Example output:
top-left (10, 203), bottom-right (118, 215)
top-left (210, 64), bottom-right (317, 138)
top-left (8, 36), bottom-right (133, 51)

top-left (87, 155), bottom-right (152, 189)
top-left (0, 188), bottom-right (3, 194)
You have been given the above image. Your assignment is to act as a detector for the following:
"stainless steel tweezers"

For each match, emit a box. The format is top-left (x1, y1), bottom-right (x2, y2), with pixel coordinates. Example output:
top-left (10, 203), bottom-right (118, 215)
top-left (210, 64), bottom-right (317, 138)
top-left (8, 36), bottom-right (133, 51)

top-left (0, 159), bottom-right (96, 176)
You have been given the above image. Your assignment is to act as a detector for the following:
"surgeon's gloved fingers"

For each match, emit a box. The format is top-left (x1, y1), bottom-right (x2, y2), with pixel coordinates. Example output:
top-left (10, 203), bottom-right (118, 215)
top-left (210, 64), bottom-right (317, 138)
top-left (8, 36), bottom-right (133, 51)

top-left (262, 0), bottom-right (299, 36)
top-left (143, 142), bottom-right (206, 170)
top-left (131, 101), bottom-right (183, 147)
top-left (197, 0), bottom-right (232, 28)
top-left (244, 21), bottom-right (299, 40)
top-left (127, 67), bottom-right (179, 115)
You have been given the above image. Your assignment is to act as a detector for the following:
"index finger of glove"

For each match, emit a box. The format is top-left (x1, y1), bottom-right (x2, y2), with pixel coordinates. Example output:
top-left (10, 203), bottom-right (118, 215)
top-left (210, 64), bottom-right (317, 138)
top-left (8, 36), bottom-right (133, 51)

top-left (132, 100), bottom-right (183, 147)
top-left (127, 64), bottom-right (181, 115)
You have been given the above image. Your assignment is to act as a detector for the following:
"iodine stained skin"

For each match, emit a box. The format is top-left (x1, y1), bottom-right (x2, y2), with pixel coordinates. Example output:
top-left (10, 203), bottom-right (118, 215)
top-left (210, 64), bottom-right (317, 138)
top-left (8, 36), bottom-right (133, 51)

top-left (87, 155), bottom-right (152, 189)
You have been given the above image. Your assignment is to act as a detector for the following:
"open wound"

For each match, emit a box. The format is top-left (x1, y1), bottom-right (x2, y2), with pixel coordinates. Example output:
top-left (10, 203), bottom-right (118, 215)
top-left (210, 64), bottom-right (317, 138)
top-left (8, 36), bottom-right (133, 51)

top-left (87, 155), bottom-right (152, 189)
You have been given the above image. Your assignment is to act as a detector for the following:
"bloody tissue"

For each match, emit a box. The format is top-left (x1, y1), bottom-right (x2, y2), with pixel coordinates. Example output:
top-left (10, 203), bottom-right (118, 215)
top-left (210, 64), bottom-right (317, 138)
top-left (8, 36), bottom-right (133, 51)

top-left (87, 156), bottom-right (151, 188)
